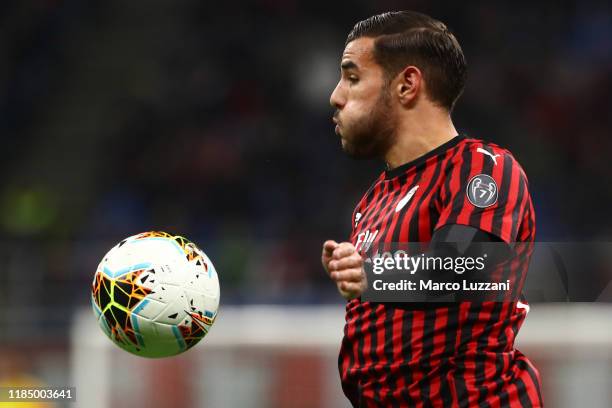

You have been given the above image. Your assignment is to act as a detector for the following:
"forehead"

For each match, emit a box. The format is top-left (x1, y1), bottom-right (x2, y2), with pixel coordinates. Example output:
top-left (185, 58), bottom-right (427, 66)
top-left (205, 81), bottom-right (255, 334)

top-left (341, 37), bottom-right (376, 66)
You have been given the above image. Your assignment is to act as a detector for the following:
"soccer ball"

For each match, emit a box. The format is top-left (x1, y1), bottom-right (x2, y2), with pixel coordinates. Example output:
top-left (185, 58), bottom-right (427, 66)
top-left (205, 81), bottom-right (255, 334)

top-left (91, 231), bottom-right (220, 358)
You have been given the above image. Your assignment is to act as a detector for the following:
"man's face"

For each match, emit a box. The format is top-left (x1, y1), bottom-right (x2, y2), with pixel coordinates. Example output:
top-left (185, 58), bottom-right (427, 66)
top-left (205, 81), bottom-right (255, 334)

top-left (330, 37), bottom-right (396, 159)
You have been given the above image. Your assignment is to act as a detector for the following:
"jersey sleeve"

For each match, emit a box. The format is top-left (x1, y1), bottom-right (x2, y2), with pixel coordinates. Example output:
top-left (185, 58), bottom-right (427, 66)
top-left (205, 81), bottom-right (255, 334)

top-left (434, 144), bottom-right (532, 243)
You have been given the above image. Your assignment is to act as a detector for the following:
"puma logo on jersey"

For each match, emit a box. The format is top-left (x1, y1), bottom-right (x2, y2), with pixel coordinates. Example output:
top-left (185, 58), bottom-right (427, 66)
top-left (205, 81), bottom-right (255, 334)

top-left (395, 185), bottom-right (419, 212)
top-left (477, 147), bottom-right (500, 165)
top-left (355, 229), bottom-right (378, 252)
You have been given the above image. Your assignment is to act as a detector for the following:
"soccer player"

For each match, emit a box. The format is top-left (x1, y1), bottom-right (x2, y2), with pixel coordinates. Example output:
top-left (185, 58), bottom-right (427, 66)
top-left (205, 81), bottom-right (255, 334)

top-left (322, 11), bottom-right (543, 407)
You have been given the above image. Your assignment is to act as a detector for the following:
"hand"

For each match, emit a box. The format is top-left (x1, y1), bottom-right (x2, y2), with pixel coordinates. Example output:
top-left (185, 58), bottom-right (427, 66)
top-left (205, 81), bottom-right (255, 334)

top-left (322, 240), bottom-right (367, 300)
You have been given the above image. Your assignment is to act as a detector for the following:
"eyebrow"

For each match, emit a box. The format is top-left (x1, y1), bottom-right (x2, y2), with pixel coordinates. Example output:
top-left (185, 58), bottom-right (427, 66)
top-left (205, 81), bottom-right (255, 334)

top-left (341, 60), bottom-right (359, 71)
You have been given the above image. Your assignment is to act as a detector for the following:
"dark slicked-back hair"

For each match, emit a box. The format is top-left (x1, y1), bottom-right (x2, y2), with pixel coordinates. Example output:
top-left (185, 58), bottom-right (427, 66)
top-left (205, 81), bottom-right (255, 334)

top-left (347, 11), bottom-right (467, 111)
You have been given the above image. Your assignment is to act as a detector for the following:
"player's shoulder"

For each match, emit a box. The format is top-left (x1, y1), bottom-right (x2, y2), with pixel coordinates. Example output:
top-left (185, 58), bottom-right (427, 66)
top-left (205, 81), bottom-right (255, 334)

top-left (455, 136), bottom-right (528, 178)
top-left (459, 136), bottom-right (515, 160)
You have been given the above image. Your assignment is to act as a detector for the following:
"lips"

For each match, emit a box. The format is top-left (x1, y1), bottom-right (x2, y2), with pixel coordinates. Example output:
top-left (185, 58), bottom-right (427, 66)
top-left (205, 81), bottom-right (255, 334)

top-left (332, 115), bottom-right (341, 135)
top-left (333, 114), bottom-right (343, 127)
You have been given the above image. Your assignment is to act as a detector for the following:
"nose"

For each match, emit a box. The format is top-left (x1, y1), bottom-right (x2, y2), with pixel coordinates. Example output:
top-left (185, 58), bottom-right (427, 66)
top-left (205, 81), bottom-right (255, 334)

top-left (329, 81), bottom-right (344, 109)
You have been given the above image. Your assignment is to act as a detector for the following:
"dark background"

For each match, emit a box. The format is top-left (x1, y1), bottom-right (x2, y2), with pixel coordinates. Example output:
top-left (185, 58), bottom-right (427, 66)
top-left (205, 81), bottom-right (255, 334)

top-left (0, 0), bottom-right (612, 408)
top-left (0, 2), bottom-right (611, 404)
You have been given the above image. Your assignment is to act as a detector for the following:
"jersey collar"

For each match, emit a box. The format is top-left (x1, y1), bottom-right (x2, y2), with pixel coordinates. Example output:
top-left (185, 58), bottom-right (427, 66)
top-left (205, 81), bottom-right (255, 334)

top-left (384, 134), bottom-right (465, 180)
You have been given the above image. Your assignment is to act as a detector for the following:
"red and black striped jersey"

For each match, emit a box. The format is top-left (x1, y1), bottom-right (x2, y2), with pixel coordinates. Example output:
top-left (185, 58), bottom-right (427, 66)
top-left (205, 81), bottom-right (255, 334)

top-left (339, 135), bottom-right (542, 407)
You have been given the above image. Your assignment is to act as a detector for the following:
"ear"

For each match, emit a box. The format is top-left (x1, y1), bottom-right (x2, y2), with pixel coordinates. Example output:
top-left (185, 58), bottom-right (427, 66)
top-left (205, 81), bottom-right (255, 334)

top-left (395, 66), bottom-right (422, 106)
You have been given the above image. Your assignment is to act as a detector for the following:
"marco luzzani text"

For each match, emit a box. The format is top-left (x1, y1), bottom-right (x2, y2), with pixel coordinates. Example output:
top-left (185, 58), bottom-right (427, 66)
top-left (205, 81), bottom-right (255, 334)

top-left (366, 252), bottom-right (511, 292)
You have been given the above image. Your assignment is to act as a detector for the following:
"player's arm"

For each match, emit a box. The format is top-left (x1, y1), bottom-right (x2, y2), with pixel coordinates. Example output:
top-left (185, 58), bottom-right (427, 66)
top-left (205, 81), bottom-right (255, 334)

top-left (435, 144), bottom-right (533, 244)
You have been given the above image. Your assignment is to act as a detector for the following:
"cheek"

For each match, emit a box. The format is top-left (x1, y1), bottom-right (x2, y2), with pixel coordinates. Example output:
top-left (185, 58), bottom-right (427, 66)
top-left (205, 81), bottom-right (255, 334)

top-left (345, 90), bottom-right (376, 116)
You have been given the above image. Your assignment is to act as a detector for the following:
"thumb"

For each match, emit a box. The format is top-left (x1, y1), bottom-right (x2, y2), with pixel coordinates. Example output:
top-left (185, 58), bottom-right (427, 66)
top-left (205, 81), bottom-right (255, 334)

top-left (323, 240), bottom-right (339, 257)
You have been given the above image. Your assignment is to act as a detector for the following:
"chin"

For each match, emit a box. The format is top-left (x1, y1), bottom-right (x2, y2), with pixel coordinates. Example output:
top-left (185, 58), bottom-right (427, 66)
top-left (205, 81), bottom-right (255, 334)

top-left (341, 143), bottom-right (370, 159)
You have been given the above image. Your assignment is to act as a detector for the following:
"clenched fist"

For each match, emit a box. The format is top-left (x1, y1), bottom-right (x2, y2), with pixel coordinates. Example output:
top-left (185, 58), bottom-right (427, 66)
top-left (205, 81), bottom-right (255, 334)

top-left (322, 240), bottom-right (367, 300)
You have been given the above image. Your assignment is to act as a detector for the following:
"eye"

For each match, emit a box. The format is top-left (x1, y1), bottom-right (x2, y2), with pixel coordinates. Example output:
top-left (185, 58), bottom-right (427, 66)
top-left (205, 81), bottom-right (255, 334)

top-left (348, 75), bottom-right (359, 84)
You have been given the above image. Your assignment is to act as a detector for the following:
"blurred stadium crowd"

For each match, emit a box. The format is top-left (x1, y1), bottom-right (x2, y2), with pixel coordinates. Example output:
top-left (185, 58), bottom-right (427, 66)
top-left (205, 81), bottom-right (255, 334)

top-left (1, 0), bottom-right (611, 343)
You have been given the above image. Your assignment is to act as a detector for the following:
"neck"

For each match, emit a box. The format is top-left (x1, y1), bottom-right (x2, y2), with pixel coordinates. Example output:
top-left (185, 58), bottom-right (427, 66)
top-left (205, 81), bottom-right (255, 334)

top-left (384, 107), bottom-right (458, 169)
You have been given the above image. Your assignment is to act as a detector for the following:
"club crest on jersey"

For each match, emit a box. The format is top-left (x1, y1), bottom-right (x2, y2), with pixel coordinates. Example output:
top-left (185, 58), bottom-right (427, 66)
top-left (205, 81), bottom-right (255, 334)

top-left (355, 229), bottom-right (378, 252)
top-left (354, 212), bottom-right (362, 227)
top-left (466, 174), bottom-right (498, 208)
